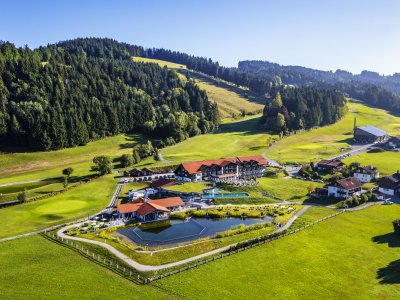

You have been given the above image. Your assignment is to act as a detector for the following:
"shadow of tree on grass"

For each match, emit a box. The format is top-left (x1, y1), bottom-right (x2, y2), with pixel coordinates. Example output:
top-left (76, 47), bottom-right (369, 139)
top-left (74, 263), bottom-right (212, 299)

top-left (372, 232), bottom-right (400, 248)
top-left (377, 259), bottom-right (400, 284)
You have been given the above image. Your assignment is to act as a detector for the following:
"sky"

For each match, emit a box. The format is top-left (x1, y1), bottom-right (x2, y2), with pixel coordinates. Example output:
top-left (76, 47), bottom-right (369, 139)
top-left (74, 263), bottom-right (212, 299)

top-left (1, 0), bottom-right (400, 75)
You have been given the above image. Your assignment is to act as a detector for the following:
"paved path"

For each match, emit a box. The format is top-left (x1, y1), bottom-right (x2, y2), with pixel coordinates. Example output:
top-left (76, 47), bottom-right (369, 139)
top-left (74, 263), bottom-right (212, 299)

top-left (0, 178), bottom-right (47, 187)
top-left (56, 204), bottom-right (312, 271)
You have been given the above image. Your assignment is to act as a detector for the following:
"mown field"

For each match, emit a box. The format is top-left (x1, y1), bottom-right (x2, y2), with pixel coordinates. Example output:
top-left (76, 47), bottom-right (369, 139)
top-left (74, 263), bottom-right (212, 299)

top-left (154, 205), bottom-right (400, 299)
top-left (266, 101), bottom-right (400, 163)
top-left (0, 133), bottom-right (142, 185)
top-left (0, 175), bottom-right (116, 239)
top-left (162, 115), bottom-right (276, 162)
top-left (0, 235), bottom-right (173, 300)
top-left (343, 151), bottom-right (400, 176)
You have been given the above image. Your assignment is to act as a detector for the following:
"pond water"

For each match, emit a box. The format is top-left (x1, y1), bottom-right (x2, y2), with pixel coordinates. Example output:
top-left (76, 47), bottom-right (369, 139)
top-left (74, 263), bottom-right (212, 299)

top-left (201, 192), bottom-right (249, 199)
top-left (117, 217), bottom-right (273, 246)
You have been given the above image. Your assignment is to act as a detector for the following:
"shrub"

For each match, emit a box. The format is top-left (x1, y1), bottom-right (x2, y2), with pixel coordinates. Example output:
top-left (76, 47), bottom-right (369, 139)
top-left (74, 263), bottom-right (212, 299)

top-left (170, 211), bottom-right (188, 220)
top-left (190, 210), bottom-right (207, 218)
top-left (208, 210), bottom-right (227, 219)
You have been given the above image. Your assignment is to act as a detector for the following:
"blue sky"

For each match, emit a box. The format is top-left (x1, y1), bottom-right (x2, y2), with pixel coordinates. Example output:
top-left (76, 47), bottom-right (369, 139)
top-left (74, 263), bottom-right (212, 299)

top-left (1, 0), bottom-right (400, 74)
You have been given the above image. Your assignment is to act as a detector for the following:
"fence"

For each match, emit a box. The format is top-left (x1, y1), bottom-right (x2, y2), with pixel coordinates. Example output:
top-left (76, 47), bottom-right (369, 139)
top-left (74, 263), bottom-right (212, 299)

top-left (44, 210), bottom-right (345, 284)
top-left (41, 232), bottom-right (148, 284)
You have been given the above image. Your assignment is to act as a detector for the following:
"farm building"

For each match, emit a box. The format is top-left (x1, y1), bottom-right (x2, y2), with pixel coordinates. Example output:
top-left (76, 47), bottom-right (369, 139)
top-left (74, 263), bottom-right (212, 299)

top-left (353, 125), bottom-right (388, 143)
top-left (377, 171), bottom-right (400, 196)
top-left (353, 165), bottom-right (379, 183)
top-left (175, 155), bottom-right (268, 182)
top-left (327, 177), bottom-right (363, 199)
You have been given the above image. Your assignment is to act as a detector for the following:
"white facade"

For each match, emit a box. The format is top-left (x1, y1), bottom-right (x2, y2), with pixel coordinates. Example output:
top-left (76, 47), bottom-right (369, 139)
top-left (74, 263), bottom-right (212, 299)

top-left (378, 187), bottom-right (395, 196)
top-left (327, 186), bottom-right (362, 198)
top-left (353, 172), bottom-right (373, 183)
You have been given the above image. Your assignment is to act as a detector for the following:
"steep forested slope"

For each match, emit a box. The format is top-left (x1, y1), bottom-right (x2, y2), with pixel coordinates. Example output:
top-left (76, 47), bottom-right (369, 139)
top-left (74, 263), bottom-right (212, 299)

top-left (0, 39), bottom-right (219, 150)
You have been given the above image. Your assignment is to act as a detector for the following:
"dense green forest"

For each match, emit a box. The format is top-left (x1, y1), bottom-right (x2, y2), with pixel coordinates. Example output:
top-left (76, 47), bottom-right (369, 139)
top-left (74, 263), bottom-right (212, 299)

top-left (0, 39), bottom-right (219, 150)
top-left (260, 88), bottom-right (347, 134)
top-left (238, 60), bottom-right (400, 112)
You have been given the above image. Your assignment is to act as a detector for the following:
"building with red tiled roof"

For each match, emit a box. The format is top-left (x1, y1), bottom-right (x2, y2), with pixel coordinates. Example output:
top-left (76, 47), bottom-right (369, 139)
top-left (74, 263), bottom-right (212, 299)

top-left (327, 177), bottom-right (363, 198)
top-left (151, 178), bottom-right (175, 189)
top-left (316, 159), bottom-right (344, 174)
top-left (117, 197), bottom-right (184, 222)
top-left (175, 155), bottom-right (268, 182)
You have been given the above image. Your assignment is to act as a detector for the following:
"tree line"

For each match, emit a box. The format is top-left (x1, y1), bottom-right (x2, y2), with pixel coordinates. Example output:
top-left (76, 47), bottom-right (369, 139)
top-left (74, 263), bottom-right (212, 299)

top-left (0, 39), bottom-right (219, 150)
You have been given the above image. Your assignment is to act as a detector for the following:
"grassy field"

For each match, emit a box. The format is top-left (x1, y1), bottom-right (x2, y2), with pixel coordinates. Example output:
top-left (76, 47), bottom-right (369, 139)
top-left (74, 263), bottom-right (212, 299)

top-left (289, 206), bottom-right (337, 230)
top-left (133, 56), bottom-right (265, 119)
top-left (163, 181), bottom-right (212, 193)
top-left (0, 235), bottom-right (172, 300)
top-left (215, 176), bottom-right (323, 203)
top-left (132, 56), bottom-right (187, 70)
top-left (266, 101), bottom-right (400, 164)
top-left (0, 175), bottom-right (116, 239)
top-left (154, 205), bottom-right (400, 299)
top-left (343, 151), bottom-right (400, 176)
top-left (0, 133), bottom-right (142, 184)
top-left (162, 115), bottom-right (276, 162)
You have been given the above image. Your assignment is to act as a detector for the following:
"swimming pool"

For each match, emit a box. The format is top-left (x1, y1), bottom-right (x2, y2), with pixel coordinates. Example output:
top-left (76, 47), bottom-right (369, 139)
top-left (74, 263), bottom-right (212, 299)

top-left (201, 193), bottom-right (249, 199)
top-left (117, 217), bottom-right (272, 246)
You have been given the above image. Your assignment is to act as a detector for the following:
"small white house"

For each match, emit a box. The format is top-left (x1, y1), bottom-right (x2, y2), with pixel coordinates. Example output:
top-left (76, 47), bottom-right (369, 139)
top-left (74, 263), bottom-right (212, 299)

top-left (327, 177), bottom-right (363, 199)
top-left (377, 172), bottom-right (400, 196)
top-left (353, 166), bottom-right (379, 183)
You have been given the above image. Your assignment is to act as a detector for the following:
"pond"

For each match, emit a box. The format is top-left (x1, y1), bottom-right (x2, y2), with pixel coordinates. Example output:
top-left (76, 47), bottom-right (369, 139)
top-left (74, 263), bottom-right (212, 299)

top-left (117, 217), bottom-right (273, 246)
top-left (201, 192), bottom-right (249, 199)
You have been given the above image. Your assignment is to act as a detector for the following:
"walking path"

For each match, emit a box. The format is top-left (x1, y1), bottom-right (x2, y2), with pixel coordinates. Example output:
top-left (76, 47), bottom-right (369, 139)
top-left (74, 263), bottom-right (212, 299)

top-left (0, 178), bottom-right (48, 187)
top-left (56, 204), bottom-right (312, 272)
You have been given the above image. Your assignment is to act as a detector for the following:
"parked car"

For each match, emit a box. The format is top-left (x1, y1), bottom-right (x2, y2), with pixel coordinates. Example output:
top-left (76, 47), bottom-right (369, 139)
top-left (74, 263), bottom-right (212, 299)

top-left (383, 200), bottom-right (394, 205)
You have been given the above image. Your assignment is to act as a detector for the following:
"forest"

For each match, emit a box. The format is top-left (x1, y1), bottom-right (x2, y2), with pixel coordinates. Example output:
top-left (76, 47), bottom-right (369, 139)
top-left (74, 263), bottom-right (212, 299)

top-left (0, 39), bottom-right (219, 150)
top-left (260, 88), bottom-right (347, 134)
top-left (238, 60), bottom-right (400, 112)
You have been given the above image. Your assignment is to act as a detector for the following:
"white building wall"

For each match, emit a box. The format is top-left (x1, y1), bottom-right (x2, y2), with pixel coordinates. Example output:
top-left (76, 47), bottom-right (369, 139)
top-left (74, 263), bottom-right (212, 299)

top-left (378, 187), bottom-right (395, 196)
top-left (354, 172), bottom-right (372, 183)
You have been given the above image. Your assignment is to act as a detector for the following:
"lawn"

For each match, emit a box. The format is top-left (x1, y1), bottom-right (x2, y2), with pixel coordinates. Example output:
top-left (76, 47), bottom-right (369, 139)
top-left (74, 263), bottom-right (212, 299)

top-left (132, 56), bottom-right (187, 70)
top-left (343, 151), bottom-right (400, 176)
top-left (154, 205), bottom-right (400, 299)
top-left (0, 175), bottom-right (117, 238)
top-left (289, 206), bottom-right (337, 230)
top-left (0, 235), bottom-right (172, 300)
top-left (163, 181), bottom-right (212, 193)
top-left (216, 176), bottom-right (323, 203)
top-left (162, 115), bottom-right (277, 162)
top-left (266, 101), bottom-right (400, 164)
top-left (0, 133), bottom-right (142, 184)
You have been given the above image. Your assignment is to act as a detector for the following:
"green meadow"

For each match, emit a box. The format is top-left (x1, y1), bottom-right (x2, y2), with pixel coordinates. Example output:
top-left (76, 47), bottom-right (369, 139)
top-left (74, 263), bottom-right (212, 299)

top-left (0, 175), bottom-right (116, 238)
top-left (162, 115), bottom-right (276, 162)
top-left (266, 101), bottom-right (400, 163)
top-left (154, 205), bottom-right (400, 299)
top-left (343, 151), bottom-right (400, 176)
top-left (0, 235), bottom-right (172, 300)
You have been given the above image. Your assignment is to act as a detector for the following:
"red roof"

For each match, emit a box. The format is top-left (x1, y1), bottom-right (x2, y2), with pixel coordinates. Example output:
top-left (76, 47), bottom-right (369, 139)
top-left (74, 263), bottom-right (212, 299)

top-left (151, 178), bottom-right (175, 189)
top-left (180, 155), bottom-right (267, 175)
top-left (336, 177), bottom-right (363, 190)
top-left (117, 203), bottom-right (142, 214)
top-left (117, 197), bottom-right (184, 215)
top-left (148, 197), bottom-right (184, 208)
top-left (136, 202), bottom-right (169, 216)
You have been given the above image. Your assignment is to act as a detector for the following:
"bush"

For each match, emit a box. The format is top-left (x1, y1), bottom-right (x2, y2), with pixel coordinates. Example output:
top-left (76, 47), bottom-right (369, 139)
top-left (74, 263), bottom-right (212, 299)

top-left (208, 210), bottom-right (227, 219)
top-left (190, 210), bottom-right (207, 218)
top-left (170, 211), bottom-right (188, 219)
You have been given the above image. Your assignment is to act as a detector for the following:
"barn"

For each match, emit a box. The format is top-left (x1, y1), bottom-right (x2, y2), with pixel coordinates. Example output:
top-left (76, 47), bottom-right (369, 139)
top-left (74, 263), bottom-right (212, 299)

top-left (353, 125), bottom-right (387, 143)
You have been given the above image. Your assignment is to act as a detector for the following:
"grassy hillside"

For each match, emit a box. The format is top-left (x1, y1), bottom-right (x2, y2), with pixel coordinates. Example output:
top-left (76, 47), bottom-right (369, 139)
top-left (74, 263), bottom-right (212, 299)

top-left (266, 101), bottom-right (400, 163)
top-left (133, 56), bottom-right (265, 118)
top-left (0, 133), bottom-right (142, 185)
top-left (154, 205), bottom-right (400, 299)
top-left (161, 115), bottom-right (276, 162)
top-left (0, 175), bottom-right (116, 238)
top-left (343, 151), bottom-right (400, 176)
top-left (0, 235), bottom-right (172, 300)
